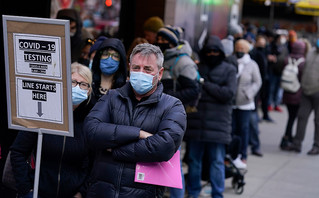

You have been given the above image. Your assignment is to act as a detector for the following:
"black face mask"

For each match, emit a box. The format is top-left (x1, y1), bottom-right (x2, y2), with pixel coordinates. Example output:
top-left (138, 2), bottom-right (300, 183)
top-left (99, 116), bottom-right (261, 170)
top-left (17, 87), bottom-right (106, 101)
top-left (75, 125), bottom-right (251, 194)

top-left (205, 55), bottom-right (222, 66)
top-left (256, 47), bottom-right (265, 53)
top-left (236, 52), bottom-right (245, 59)
top-left (156, 43), bottom-right (170, 52)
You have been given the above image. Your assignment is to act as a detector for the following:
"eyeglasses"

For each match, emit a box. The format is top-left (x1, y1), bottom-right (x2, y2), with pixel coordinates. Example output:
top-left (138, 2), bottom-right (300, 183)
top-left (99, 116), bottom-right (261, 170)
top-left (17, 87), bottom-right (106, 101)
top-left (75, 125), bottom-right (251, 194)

top-left (101, 50), bottom-right (120, 61)
top-left (72, 80), bottom-right (90, 90)
top-left (206, 49), bottom-right (220, 56)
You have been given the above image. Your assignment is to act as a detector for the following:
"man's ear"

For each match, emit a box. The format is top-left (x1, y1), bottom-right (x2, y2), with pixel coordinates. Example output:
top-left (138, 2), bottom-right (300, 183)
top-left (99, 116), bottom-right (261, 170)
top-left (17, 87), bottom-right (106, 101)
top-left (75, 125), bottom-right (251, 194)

top-left (158, 67), bottom-right (164, 81)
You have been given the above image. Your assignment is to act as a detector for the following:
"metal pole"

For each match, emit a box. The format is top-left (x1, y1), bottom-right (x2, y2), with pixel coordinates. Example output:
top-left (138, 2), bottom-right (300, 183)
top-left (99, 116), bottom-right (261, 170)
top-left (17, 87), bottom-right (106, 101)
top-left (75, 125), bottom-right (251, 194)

top-left (33, 130), bottom-right (43, 198)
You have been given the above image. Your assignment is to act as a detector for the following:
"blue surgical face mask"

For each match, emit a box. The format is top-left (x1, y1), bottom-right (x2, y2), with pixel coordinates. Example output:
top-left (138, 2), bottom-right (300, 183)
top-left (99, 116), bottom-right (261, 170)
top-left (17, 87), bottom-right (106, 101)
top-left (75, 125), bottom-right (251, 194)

top-left (130, 71), bottom-right (158, 95)
top-left (100, 57), bottom-right (120, 75)
top-left (83, 19), bottom-right (93, 28)
top-left (72, 85), bottom-right (88, 105)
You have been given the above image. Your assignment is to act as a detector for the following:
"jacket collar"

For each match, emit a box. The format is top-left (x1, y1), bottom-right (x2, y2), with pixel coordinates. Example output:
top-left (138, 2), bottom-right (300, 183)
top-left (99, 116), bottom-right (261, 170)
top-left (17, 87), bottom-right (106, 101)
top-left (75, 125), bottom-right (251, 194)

top-left (118, 82), bottom-right (164, 104)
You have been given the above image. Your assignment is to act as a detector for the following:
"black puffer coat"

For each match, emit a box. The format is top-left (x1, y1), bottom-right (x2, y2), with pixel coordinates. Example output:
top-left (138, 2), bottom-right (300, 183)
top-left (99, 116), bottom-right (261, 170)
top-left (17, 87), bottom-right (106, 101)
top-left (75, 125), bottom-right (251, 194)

top-left (10, 100), bottom-right (94, 198)
top-left (84, 82), bottom-right (186, 198)
top-left (185, 36), bottom-right (237, 144)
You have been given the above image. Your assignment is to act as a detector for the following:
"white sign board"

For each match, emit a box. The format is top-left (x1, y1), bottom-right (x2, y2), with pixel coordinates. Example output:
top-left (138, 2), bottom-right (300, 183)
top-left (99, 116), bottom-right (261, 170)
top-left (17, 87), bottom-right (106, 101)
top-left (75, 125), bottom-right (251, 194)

top-left (16, 77), bottom-right (63, 123)
top-left (14, 33), bottom-right (62, 79)
top-left (3, 15), bottom-right (73, 136)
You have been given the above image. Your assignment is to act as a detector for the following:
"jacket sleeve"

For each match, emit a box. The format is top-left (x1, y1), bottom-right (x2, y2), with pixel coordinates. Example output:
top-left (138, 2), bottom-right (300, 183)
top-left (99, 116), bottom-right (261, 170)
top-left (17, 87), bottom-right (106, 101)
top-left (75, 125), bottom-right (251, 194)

top-left (10, 131), bottom-right (37, 195)
top-left (244, 61), bottom-right (262, 100)
top-left (203, 66), bottom-right (237, 103)
top-left (112, 98), bottom-right (186, 163)
top-left (83, 93), bottom-right (140, 150)
top-left (166, 75), bottom-right (201, 104)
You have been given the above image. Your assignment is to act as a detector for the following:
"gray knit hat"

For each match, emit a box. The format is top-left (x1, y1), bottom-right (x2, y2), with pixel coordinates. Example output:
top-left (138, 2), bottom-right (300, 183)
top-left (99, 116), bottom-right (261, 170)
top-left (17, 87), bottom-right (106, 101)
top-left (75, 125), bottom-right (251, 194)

top-left (221, 35), bottom-right (234, 57)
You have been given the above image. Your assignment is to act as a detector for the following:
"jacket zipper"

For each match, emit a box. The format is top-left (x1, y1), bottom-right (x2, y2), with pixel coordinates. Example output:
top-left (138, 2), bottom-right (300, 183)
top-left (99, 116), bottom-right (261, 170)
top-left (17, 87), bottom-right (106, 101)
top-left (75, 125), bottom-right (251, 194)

top-left (115, 163), bottom-right (124, 198)
top-left (56, 136), bottom-right (66, 198)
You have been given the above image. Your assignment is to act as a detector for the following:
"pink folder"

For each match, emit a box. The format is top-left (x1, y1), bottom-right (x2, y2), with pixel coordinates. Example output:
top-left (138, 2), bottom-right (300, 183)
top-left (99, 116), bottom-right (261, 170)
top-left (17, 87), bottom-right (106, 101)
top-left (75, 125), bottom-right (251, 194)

top-left (134, 150), bottom-right (182, 189)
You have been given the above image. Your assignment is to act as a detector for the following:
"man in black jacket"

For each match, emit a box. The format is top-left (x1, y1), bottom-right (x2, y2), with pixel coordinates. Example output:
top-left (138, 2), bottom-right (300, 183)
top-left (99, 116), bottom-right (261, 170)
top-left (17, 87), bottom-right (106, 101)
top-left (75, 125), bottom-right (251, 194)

top-left (84, 43), bottom-right (186, 198)
top-left (185, 35), bottom-right (237, 198)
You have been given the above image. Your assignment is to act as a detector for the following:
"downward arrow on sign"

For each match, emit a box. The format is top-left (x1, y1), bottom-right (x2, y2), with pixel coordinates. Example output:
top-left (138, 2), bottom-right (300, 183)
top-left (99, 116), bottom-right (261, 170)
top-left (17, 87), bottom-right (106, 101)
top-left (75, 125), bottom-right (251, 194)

top-left (37, 102), bottom-right (43, 117)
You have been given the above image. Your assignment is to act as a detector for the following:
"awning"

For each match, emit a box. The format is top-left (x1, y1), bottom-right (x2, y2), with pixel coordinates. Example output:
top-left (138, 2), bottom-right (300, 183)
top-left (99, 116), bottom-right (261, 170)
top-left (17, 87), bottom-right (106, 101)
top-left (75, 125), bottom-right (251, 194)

top-left (252, 0), bottom-right (289, 3)
top-left (295, 0), bottom-right (319, 16)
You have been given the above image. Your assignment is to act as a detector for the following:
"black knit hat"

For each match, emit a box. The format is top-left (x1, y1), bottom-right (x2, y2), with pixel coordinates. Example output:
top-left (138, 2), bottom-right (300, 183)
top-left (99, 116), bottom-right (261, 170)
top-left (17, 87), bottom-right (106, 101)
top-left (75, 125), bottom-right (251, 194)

top-left (157, 26), bottom-right (180, 46)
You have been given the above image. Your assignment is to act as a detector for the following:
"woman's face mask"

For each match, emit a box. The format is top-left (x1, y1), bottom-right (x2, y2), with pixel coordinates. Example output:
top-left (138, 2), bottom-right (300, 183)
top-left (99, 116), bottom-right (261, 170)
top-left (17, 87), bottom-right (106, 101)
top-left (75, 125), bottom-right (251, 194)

top-left (72, 85), bottom-right (88, 105)
top-left (100, 57), bottom-right (120, 75)
top-left (129, 71), bottom-right (158, 95)
top-left (236, 52), bottom-right (245, 59)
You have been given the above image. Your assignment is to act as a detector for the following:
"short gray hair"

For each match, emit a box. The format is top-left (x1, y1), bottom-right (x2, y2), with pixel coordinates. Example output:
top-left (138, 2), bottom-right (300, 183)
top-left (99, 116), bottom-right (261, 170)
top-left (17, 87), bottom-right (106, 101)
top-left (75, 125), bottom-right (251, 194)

top-left (130, 43), bottom-right (164, 69)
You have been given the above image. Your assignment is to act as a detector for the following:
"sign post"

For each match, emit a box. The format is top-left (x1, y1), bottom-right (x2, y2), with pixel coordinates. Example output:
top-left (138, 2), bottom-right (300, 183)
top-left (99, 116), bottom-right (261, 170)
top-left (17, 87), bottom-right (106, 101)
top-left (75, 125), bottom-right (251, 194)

top-left (2, 15), bottom-right (73, 198)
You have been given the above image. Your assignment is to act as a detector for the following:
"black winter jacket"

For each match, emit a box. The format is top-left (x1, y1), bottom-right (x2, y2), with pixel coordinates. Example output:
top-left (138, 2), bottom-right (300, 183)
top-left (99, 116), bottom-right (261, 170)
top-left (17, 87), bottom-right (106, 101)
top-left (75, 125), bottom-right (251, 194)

top-left (84, 82), bottom-right (186, 198)
top-left (10, 100), bottom-right (94, 198)
top-left (185, 35), bottom-right (237, 144)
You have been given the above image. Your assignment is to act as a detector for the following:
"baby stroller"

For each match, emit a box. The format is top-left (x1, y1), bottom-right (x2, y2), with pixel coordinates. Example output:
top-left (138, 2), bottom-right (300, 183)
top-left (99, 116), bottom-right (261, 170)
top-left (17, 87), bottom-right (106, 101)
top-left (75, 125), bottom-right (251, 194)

top-left (224, 154), bottom-right (246, 194)
top-left (224, 135), bottom-right (246, 194)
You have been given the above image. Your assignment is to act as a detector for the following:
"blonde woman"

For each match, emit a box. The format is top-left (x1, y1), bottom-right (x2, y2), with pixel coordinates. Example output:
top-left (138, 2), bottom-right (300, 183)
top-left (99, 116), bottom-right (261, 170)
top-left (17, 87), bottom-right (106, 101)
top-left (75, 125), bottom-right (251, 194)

top-left (232, 39), bottom-right (262, 167)
top-left (11, 63), bottom-right (94, 198)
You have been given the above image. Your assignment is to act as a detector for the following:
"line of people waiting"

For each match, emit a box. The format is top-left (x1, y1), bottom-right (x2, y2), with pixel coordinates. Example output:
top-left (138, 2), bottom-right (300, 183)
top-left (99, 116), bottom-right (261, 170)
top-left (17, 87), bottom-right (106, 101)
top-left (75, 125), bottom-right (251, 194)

top-left (2, 8), bottom-right (319, 198)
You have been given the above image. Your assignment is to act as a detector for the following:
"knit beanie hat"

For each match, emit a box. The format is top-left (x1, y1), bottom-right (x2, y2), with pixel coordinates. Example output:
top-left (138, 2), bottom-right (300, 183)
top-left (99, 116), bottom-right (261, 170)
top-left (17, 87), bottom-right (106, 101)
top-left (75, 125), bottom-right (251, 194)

top-left (157, 26), bottom-right (180, 46)
top-left (221, 35), bottom-right (234, 57)
top-left (228, 24), bottom-right (243, 36)
top-left (143, 16), bottom-right (164, 33)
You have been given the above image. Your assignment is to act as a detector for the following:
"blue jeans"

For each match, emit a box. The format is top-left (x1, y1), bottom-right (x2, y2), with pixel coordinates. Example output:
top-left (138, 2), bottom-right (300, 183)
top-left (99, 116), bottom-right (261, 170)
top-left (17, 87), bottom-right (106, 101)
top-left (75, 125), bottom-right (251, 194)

top-left (232, 109), bottom-right (251, 160)
top-left (186, 141), bottom-right (225, 198)
top-left (249, 110), bottom-right (261, 152)
top-left (18, 191), bottom-right (43, 198)
top-left (268, 73), bottom-right (282, 107)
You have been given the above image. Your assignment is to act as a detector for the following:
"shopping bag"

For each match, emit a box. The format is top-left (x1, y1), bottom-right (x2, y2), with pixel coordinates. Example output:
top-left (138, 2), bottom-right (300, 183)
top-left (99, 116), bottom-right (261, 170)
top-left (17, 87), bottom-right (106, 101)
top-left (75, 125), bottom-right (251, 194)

top-left (2, 151), bottom-right (35, 191)
top-left (134, 150), bottom-right (182, 189)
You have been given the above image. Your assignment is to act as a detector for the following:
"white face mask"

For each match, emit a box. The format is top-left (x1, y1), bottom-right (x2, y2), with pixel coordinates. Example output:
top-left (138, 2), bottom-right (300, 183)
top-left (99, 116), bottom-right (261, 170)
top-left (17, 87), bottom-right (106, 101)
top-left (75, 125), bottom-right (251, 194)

top-left (249, 43), bottom-right (254, 51)
top-left (280, 37), bottom-right (287, 45)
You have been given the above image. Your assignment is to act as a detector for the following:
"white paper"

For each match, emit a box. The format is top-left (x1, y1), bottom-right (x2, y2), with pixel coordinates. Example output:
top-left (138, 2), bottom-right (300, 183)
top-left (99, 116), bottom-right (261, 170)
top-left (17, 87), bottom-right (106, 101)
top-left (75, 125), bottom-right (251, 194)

top-left (14, 33), bottom-right (62, 79)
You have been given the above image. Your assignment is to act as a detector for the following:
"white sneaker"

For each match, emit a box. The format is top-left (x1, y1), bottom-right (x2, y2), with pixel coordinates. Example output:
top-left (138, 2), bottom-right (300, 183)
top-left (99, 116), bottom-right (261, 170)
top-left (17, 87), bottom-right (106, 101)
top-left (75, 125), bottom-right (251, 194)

top-left (232, 155), bottom-right (247, 169)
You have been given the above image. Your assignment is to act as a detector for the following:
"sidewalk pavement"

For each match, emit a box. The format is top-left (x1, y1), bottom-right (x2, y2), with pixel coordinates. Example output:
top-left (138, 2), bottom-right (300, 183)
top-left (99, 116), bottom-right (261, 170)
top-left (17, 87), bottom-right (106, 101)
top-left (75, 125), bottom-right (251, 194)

top-left (221, 105), bottom-right (319, 198)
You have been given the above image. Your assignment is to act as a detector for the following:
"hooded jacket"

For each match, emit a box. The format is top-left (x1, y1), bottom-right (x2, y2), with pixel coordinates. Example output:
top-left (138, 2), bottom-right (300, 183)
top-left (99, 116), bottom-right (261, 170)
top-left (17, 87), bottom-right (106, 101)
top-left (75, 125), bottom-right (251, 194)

top-left (91, 38), bottom-right (127, 103)
top-left (185, 35), bottom-right (237, 144)
top-left (56, 8), bottom-right (83, 63)
top-left (161, 40), bottom-right (201, 105)
top-left (10, 100), bottom-right (94, 198)
top-left (83, 82), bottom-right (186, 198)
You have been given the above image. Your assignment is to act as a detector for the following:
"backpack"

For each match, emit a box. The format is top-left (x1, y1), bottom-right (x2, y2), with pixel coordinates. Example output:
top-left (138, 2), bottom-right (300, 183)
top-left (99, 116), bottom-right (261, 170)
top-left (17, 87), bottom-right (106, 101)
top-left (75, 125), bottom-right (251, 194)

top-left (169, 53), bottom-right (203, 113)
top-left (280, 57), bottom-right (304, 93)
